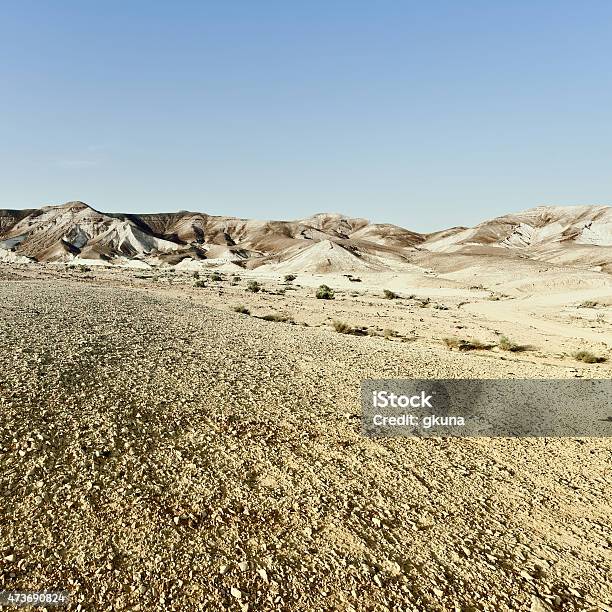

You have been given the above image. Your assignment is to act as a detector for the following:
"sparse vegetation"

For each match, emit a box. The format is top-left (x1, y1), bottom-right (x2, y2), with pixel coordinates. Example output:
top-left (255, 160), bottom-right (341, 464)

top-left (443, 337), bottom-right (492, 351)
top-left (194, 280), bottom-right (207, 288)
top-left (232, 305), bottom-right (250, 315)
top-left (433, 303), bottom-right (449, 310)
top-left (573, 350), bottom-right (606, 363)
top-left (316, 285), bottom-right (335, 300)
top-left (332, 320), bottom-right (367, 335)
top-left (3, 269), bottom-right (608, 610)
top-left (210, 272), bottom-right (222, 282)
top-left (498, 336), bottom-right (521, 352)
top-left (349, 277), bottom-right (362, 282)
top-left (192, 271), bottom-right (200, 279)
top-left (579, 300), bottom-right (598, 308)
top-left (284, 274), bottom-right (297, 283)
top-left (383, 289), bottom-right (398, 299)
top-left (247, 280), bottom-right (262, 293)
top-left (261, 312), bottom-right (294, 323)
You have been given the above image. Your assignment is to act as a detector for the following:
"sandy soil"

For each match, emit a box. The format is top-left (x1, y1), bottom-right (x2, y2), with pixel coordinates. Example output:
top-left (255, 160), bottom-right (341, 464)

top-left (0, 263), bottom-right (611, 611)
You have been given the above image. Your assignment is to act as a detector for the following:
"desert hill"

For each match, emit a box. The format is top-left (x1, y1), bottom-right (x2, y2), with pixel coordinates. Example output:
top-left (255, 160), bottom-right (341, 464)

top-left (422, 205), bottom-right (612, 271)
top-left (0, 201), bottom-right (610, 271)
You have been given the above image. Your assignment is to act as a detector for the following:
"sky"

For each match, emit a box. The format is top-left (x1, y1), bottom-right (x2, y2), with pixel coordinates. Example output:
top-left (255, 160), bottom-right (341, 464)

top-left (1, 1), bottom-right (611, 231)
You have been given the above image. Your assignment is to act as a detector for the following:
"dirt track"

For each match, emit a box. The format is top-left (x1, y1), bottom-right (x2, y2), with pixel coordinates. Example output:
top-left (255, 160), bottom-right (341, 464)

top-left (1, 280), bottom-right (611, 611)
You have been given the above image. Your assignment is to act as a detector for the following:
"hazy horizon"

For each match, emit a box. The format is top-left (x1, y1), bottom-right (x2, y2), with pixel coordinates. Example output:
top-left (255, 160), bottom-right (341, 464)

top-left (1, 1), bottom-right (611, 232)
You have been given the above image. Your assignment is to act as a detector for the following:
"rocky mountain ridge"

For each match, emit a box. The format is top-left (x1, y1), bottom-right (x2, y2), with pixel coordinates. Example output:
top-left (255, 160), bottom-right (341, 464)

top-left (0, 201), bottom-right (610, 271)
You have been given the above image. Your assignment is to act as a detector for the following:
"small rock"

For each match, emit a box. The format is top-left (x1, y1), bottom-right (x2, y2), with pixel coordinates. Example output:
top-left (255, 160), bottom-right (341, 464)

top-left (230, 587), bottom-right (242, 599)
top-left (530, 595), bottom-right (551, 612)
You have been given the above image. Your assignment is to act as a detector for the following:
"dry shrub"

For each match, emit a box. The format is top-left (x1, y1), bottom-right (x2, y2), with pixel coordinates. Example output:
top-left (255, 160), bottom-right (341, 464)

top-left (333, 320), bottom-right (367, 336)
top-left (443, 337), bottom-right (492, 351)
top-left (574, 350), bottom-right (606, 364)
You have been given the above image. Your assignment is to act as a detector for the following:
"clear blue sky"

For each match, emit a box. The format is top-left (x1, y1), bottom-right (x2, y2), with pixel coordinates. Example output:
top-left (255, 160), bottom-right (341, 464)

top-left (1, 1), bottom-right (611, 231)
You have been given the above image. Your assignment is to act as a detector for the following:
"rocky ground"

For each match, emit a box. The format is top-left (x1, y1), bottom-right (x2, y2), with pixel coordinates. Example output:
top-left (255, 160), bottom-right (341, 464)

top-left (0, 276), bottom-right (611, 611)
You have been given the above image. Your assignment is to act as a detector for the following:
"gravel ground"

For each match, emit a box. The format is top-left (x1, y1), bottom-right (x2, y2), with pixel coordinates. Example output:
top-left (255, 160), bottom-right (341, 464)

top-left (0, 281), bottom-right (611, 611)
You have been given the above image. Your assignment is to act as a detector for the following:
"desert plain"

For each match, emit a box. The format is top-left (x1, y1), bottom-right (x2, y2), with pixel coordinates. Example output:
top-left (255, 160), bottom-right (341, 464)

top-left (1, 252), bottom-right (611, 612)
top-left (0, 203), bottom-right (611, 611)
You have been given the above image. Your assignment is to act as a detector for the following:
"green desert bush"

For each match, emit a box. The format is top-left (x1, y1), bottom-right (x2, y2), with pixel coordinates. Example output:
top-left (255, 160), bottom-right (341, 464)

top-left (194, 280), bottom-right (207, 288)
top-left (210, 272), bottom-right (223, 282)
top-left (573, 350), bottom-right (606, 364)
top-left (316, 285), bottom-right (335, 300)
top-left (383, 289), bottom-right (399, 299)
top-left (284, 274), bottom-right (297, 283)
top-left (579, 300), bottom-right (598, 308)
top-left (247, 280), bottom-right (262, 293)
